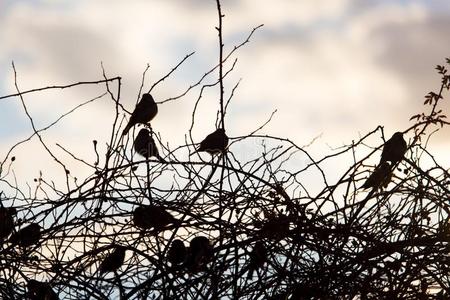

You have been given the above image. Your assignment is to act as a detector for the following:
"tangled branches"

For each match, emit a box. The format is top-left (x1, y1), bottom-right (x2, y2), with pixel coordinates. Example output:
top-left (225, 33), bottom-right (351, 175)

top-left (0, 2), bottom-right (448, 299)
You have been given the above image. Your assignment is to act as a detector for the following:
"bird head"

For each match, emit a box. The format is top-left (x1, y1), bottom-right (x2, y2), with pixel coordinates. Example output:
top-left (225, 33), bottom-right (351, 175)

top-left (142, 93), bottom-right (155, 103)
top-left (190, 236), bottom-right (211, 251)
top-left (28, 223), bottom-right (42, 231)
top-left (392, 132), bottom-right (404, 140)
top-left (113, 245), bottom-right (127, 255)
top-left (134, 205), bottom-right (146, 215)
top-left (172, 239), bottom-right (185, 248)
top-left (137, 128), bottom-right (151, 136)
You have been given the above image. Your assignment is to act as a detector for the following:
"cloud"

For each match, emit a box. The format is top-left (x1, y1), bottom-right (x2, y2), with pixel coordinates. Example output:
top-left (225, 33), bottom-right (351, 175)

top-left (1, 0), bottom-right (449, 185)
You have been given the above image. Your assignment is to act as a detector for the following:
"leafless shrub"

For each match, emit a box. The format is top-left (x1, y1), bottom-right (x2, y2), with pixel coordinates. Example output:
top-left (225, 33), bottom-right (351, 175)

top-left (0, 1), bottom-right (448, 299)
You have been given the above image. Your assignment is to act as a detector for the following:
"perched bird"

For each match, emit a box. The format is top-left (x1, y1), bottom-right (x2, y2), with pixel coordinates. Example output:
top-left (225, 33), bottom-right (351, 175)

top-left (291, 283), bottom-right (322, 300)
top-left (186, 236), bottom-right (213, 273)
top-left (259, 215), bottom-right (290, 239)
top-left (0, 207), bottom-right (16, 241)
top-left (27, 279), bottom-right (58, 300)
top-left (122, 93), bottom-right (158, 135)
top-left (247, 241), bottom-right (267, 279)
top-left (167, 239), bottom-right (187, 265)
top-left (362, 162), bottom-right (392, 189)
top-left (380, 132), bottom-right (407, 165)
top-left (9, 223), bottom-right (41, 248)
top-left (133, 128), bottom-right (162, 161)
top-left (99, 245), bottom-right (126, 274)
top-left (194, 128), bottom-right (228, 155)
top-left (133, 205), bottom-right (178, 231)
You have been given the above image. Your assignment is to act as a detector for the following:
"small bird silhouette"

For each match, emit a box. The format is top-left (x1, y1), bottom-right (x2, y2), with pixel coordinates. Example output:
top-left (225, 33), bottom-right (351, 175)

top-left (27, 279), bottom-right (58, 300)
top-left (247, 241), bottom-right (267, 279)
top-left (122, 93), bottom-right (158, 135)
top-left (259, 215), bottom-right (290, 239)
top-left (186, 236), bottom-right (213, 273)
top-left (133, 128), bottom-right (163, 161)
top-left (0, 207), bottom-right (16, 241)
top-left (9, 223), bottom-right (41, 248)
top-left (362, 162), bottom-right (392, 189)
top-left (133, 205), bottom-right (178, 231)
top-left (193, 128), bottom-right (228, 155)
top-left (167, 239), bottom-right (187, 265)
top-left (99, 245), bottom-right (126, 274)
top-left (380, 132), bottom-right (407, 165)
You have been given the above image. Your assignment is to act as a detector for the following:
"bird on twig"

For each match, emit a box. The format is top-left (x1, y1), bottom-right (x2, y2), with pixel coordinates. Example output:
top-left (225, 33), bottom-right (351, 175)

top-left (99, 245), bottom-right (127, 274)
top-left (133, 205), bottom-right (179, 231)
top-left (185, 236), bottom-right (213, 273)
top-left (192, 128), bottom-right (228, 155)
top-left (247, 241), bottom-right (267, 279)
top-left (379, 132), bottom-right (407, 165)
top-left (0, 207), bottom-right (16, 241)
top-left (167, 239), bottom-right (187, 266)
top-left (362, 162), bottom-right (392, 190)
top-left (9, 223), bottom-right (41, 248)
top-left (259, 214), bottom-right (290, 239)
top-left (27, 279), bottom-right (58, 300)
top-left (122, 93), bottom-right (158, 135)
top-left (133, 128), bottom-right (164, 161)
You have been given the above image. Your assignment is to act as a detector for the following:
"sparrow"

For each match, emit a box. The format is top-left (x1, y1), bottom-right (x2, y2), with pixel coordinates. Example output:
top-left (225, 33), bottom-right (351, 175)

top-left (99, 245), bottom-right (126, 274)
top-left (0, 207), bottom-right (16, 241)
top-left (27, 279), bottom-right (58, 300)
top-left (9, 223), bottom-right (41, 248)
top-left (186, 236), bottom-right (213, 273)
top-left (194, 128), bottom-right (228, 155)
top-left (133, 205), bottom-right (178, 231)
top-left (362, 162), bottom-right (392, 189)
top-left (133, 128), bottom-right (163, 161)
top-left (247, 241), bottom-right (267, 279)
top-left (122, 93), bottom-right (158, 135)
top-left (380, 132), bottom-right (407, 165)
top-left (167, 239), bottom-right (187, 265)
top-left (259, 215), bottom-right (290, 239)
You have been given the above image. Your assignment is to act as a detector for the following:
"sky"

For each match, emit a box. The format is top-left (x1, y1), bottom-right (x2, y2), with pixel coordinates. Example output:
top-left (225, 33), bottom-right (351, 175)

top-left (0, 0), bottom-right (449, 187)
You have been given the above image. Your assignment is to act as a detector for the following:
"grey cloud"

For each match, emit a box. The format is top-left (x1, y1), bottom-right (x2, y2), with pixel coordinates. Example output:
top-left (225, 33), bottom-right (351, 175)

top-left (371, 15), bottom-right (450, 98)
top-left (369, 14), bottom-right (450, 143)
top-left (16, 25), bottom-right (120, 81)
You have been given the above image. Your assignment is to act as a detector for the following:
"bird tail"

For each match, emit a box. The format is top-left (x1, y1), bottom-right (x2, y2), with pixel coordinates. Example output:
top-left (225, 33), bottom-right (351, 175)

top-left (122, 123), bottom-right (132, 136)
top-left (156, 154), bottom-right (167, 163)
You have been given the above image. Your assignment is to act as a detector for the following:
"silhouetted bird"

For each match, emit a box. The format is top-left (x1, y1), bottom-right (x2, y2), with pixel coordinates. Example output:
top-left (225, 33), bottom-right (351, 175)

top-left (0, 207), bottom-right (16, 241)
top-left (167, 239), bottom-right (187, 265)
top-left (362, 162), bottom-right (392, 189)
top-left (291, 283), bottom-right (323, 300)
top-left (186, 236), bottom-right (213, 273)
top-left (9, 223), bottom-right (41, 247)
top-left (247, 241), bottom-right (267, 279)
top-left (380, 132), bottom-right (407, 165)
top-left (259, 215), bottom-right (290, 239)
top-left (122, 93), bottom-right (158, 135)
top-left (194, 128), bottom-right (228, 155)
top-left (133, 128), bottom-right (162, 161)
top-left (27, 279), bottom-right (58, 300)
top-left (99, 245), bottom-right (126, 274)
top-left (133, 205), bottom-right (178, 231)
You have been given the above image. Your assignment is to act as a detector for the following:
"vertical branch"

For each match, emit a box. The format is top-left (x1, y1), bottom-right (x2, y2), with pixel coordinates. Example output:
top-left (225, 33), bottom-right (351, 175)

top-left (214, 2), bottom-right (226, 299)
top-left (216, 0), bottom-right (225, 130)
